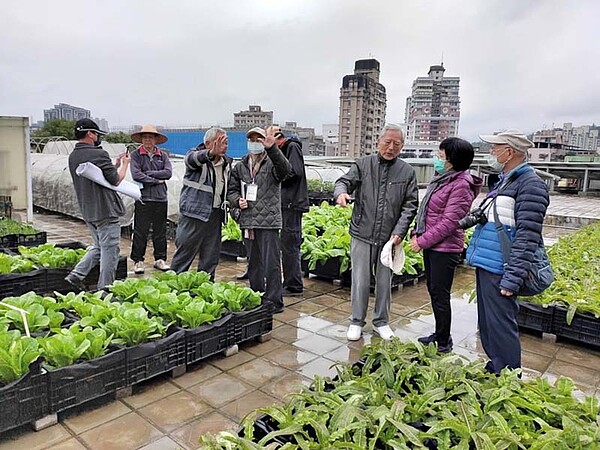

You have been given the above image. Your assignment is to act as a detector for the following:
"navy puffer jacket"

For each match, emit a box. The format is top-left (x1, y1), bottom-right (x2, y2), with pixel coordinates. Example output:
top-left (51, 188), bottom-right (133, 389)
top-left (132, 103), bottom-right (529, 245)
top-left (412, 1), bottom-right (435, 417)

top-left (466, 164), bottom-right (549, 293)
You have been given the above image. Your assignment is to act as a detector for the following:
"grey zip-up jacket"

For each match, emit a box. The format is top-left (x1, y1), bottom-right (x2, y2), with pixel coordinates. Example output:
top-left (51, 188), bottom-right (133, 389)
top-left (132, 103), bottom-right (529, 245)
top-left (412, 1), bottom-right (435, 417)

top-left (227, 145), bottom-right (292, 229)
top-left (68, 142), bottom-right (125, 222)
top-left (334, 154), bottom-right (419, 245)
top-left (179, 144), bottom-right (232, 222)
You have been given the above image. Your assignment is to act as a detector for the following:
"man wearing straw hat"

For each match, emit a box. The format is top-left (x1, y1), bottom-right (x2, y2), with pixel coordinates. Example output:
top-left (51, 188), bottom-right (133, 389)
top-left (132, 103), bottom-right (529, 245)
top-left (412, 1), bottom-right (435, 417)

top-left (129, 125), bottom-right (173, 274)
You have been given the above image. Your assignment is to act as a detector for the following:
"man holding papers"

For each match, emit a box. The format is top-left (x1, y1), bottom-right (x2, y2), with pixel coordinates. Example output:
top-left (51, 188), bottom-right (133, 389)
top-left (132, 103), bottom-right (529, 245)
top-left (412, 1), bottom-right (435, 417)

top-left (65, 118), bottom-right (130, 290)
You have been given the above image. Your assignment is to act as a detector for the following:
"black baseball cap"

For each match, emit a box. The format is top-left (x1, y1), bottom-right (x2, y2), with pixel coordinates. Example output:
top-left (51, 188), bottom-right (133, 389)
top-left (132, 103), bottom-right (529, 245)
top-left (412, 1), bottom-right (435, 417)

top-left (74, 118), bottom-right (107, 135)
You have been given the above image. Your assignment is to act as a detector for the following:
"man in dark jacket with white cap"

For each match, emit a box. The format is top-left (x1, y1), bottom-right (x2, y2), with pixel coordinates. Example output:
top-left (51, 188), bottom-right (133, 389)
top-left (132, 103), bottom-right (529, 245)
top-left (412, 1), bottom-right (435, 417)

top-left (466, 129), bottom-right (549, 374)
top-left (227, 126), bottom-right (292, 313)
top-left (66, 118), bottom-right (130, 290)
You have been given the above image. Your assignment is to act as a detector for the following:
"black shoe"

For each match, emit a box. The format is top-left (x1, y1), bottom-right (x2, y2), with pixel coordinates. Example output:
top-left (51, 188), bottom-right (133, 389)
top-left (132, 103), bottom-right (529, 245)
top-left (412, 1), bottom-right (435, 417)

top-left (236, 271), bottom-right (249, 280)
top-left (437, 337), bottom-right (453, 353)
top-left (65, 275), bottom-right (85, 292)
top-left (272, 304), bottom-right (284, 314)
top-left (417, 333), bottom-right (437, 345)
top-left (282, 288), bottom-right (303, 297)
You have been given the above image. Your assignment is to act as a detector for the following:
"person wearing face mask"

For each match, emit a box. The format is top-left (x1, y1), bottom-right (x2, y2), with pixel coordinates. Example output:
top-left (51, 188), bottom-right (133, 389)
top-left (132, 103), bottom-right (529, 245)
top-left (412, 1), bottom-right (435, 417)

top-left (129, 125), bottom-right (173, 274)
top-left (465, 130), bottom-right (549, 374)
top-left (65, 118), bottom-right (130, 290)
top-left (272, 126), bottom-right (309, 297)
top-left (170, 127), bottom-right (231, 279)
top-left (334, 124), bottom-right (419, 342)
top-left (227, 126), bottom-right (292, 313)
top-left (409, 138), bottom-right (482, 353)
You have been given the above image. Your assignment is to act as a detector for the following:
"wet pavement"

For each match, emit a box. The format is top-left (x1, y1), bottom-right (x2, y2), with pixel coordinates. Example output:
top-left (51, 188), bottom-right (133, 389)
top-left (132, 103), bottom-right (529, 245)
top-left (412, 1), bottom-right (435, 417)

top-left (0, 208), bottom-right (599, 449)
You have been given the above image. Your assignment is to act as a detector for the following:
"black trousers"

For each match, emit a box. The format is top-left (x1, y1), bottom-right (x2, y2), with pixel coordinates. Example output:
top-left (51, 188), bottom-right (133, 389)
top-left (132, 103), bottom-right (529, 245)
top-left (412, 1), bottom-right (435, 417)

top-left (281, 209), bottom-right (303, 292)
top-left (130, 201), bottom-right (168, 263)
top-left (423, 249), bottom-right (461, 345)
top-left (247, 229), bottom-right (283, 310)
top-left (476, 268), bottom-right (521, 373)
top-left (170, 209), bottom-right (223, 280)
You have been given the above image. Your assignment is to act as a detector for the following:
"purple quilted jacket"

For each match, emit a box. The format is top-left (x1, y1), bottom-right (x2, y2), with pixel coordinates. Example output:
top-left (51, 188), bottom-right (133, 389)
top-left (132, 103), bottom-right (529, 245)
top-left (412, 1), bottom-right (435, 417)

top-left (415, 171), bottom-right (483, 253)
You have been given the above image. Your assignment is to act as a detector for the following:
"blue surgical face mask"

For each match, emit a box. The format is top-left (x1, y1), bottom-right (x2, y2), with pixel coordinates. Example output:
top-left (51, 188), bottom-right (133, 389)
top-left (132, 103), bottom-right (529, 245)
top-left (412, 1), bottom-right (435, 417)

top-left (247, 141), bottom-right (264, 154)
top-left (433, 155), bottom-right (447, 174)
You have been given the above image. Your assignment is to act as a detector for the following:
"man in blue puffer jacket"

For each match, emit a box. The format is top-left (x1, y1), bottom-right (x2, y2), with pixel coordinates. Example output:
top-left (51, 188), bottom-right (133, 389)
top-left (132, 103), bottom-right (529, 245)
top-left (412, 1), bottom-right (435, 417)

top-left (466, 130), bottom-right (549, 374)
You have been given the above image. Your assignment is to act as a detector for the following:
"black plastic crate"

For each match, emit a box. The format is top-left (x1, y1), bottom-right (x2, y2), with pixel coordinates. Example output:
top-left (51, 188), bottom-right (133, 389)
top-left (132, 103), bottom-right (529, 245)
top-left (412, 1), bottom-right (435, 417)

top-left (0, 234), bottom-right (17, 250)
top-left (231, 303), bottom-right (273, 344)
top-left (0, 270), bottom-right (46, 299)
top-left (126, 328), bottom-right (186, 385)
top-left (0, 360), bottom-right (48, 433)
top-left (45, 256), bottom-right (128, 293)
top-left (16, 232), bottom-right (48, 249)
top-left (220, 240), bottom-right (246, 258)
top-left (46, 347), bottom-right (126, 413)
top-left (517, 301), bottom-right (554, 334)
top-left (552, 307), bottom-right (600, 348)
top-left (0, 232), bottom-right (47, 252)
top-left (238, 413), bottom-right (292, 446)
top-left (184, 314), bottom-right (233, 365)
top-left (305, 257), bottom-right (351, 284)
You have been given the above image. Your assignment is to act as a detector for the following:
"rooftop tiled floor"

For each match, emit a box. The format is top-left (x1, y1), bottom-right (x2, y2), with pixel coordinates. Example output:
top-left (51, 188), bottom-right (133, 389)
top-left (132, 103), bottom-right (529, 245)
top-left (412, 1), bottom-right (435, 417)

top-left (0, 209), bottom-right (599, 449)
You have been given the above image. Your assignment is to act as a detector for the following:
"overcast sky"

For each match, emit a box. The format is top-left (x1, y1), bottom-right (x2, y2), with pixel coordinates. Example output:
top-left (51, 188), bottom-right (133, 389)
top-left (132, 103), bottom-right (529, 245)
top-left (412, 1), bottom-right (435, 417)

top-left (1, 0), bottom-right (599, 140)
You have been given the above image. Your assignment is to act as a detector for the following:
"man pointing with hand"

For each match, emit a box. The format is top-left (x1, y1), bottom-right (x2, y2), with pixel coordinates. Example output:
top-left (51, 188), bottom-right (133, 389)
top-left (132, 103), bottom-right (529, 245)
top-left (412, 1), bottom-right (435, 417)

top-left (227, 126), bottom-right (292, 313)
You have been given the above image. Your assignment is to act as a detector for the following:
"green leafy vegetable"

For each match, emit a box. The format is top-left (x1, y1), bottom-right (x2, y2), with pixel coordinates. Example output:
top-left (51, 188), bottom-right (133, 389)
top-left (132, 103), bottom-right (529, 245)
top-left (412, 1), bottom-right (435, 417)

top-left (0, 330), bottom-right (41, 383)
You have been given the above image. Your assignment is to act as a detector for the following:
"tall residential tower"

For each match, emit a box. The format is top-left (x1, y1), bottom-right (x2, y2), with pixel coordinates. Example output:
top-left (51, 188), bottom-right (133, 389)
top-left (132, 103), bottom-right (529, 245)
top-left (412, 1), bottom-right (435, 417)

top-left (404, 64), bottom-right (460, 143)
top-left (338, 59), bottom-right (387, 157)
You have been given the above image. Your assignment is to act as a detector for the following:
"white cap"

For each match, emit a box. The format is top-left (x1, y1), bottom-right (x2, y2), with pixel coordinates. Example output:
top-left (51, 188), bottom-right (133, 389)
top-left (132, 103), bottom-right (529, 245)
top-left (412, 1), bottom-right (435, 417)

top-left (380, 240), bottom-right (405, 275)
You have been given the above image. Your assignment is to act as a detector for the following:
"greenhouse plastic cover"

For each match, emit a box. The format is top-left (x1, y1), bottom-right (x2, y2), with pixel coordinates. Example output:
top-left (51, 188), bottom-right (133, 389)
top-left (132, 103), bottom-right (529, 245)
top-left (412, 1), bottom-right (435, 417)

top-left (31, 153), bottom-right (349, 226)
top-left (42, 141), bottom-right (128, 157)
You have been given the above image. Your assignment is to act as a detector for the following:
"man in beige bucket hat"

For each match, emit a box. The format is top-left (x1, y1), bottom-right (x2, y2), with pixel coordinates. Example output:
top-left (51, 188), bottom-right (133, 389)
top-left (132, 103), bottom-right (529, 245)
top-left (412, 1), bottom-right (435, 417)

top-left (129, 125), bottom-right (173, 273)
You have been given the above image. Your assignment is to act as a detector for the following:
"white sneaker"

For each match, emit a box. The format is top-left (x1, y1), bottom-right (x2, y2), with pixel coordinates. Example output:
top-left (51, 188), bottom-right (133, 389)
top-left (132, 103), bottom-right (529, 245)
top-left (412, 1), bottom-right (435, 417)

top-left (374, 325), bottom-right (395, 341)
top-left (134, 261), bottom-right (145, 274)
top-left (153, 259), bottom-right (170, 271)
top-left (347, 324), bottom-right (363, 341)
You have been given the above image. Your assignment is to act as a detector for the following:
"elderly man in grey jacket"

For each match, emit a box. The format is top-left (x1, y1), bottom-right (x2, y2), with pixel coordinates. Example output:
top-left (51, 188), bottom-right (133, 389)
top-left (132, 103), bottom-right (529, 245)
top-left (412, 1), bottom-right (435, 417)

top-left (335, 124), bottom-right (419, 341)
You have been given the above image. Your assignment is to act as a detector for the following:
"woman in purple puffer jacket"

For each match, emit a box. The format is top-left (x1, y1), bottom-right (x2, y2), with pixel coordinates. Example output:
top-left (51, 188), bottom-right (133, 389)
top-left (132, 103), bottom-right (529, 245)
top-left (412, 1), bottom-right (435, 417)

top-left (409, 137), bottom-right (482, 352)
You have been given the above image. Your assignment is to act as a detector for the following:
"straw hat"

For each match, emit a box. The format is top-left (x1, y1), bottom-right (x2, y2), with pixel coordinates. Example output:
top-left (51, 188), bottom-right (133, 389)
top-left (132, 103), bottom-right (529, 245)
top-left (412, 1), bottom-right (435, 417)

top-left (380, 240), bottom-right (406, 275)
top-left (131, 125), bottom-right (168, 145)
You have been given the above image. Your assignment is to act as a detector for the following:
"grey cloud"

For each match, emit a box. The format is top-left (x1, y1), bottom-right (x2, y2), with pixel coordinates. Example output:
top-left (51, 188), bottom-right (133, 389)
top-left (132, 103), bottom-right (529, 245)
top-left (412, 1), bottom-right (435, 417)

top-left (1, 0), bottom-right (598, 140)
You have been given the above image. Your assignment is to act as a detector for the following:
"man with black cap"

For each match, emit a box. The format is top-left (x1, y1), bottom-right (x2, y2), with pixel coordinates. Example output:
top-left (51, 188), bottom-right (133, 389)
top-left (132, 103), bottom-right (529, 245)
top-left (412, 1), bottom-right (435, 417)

top-left (273, 126), bottom-right (309, 296)
top-left (466, 129), bottom-right (549, 374)
top-left (65, 118), bottom-right (130, 290)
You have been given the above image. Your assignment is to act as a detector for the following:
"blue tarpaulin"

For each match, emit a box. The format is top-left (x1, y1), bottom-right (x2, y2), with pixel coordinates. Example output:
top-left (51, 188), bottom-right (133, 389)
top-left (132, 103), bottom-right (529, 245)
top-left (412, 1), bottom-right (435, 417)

top-left (161, 131), bottom-right (248, 158)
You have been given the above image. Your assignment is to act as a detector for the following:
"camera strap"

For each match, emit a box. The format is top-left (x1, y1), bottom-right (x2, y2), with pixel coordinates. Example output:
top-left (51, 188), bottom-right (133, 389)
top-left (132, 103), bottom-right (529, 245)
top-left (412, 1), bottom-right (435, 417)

top-left (492, 201), bottom-right (512, 266)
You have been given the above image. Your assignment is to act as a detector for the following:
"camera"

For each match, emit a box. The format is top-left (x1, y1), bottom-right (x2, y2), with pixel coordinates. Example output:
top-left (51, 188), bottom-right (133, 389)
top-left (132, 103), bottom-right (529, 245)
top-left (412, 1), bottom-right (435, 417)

top-left (458, 208), bottom-right (488, 229)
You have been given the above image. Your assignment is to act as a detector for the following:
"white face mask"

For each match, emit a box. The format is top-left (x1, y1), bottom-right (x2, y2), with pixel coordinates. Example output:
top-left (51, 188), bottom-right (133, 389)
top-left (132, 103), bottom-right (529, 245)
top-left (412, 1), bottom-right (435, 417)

top-left (486, 148), bottom-right (510, 172)
top-left (247, 141), bottom-right (264, 154)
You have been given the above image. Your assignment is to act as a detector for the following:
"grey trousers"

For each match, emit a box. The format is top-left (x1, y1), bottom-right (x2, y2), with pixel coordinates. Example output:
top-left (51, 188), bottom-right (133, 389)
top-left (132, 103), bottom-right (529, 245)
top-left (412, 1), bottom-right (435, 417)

top-left (476, 268), bottom-right (521, 373)
top-left (170, 210), bottom-right (223, 280)
top-left (70, 217), bottom-right (121, 290)
top-left (350, 238), bottom-right (392, 327)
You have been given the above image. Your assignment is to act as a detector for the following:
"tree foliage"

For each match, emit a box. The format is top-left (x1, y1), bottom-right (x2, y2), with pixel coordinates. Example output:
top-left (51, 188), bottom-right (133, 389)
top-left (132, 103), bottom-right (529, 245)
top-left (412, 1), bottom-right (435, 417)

top-left (104, 132), bottom-right (134, 144)
top-left (32, 119), bottom-right (76, 140)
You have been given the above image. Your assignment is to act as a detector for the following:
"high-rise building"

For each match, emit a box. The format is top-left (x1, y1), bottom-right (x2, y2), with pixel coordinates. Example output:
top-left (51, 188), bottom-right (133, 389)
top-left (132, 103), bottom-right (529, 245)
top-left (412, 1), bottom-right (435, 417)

top-left (404, 64), bottom-right (460, 143)
top-left (338, 59), bottom-right (387, 157)
top-left (233, 105), bottom-right (273, 129)
top-left (43, 103), bottom-right (91, 122)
